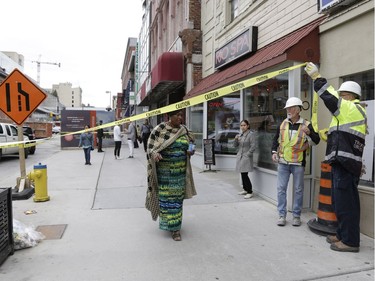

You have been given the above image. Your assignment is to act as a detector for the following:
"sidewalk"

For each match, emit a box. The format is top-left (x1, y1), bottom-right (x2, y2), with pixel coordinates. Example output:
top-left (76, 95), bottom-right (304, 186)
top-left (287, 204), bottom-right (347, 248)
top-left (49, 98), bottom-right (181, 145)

top-left (0, 138), bottom-right (374, 281)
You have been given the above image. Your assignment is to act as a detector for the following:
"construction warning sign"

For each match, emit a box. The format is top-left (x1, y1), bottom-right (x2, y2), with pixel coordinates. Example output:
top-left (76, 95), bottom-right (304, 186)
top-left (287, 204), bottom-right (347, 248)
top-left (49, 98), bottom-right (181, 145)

top-left (0, 68), bottom-right (47, 125)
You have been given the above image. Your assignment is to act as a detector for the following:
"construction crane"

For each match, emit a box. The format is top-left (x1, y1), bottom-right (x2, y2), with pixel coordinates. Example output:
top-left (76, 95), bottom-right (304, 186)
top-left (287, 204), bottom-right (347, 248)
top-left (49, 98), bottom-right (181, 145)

top-left (31, 55), bottom-right (61, 85)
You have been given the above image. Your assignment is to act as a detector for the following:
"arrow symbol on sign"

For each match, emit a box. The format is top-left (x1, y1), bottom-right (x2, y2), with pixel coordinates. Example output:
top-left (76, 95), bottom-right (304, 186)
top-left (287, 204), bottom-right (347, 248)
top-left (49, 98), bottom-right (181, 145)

top-left (5, 83), bottom-right (11, 111)
top-left (5, 82), bottom-right (31, 112)
top-left (17, 82), bottom-right (30, 111)
top-left (0, 68), bottom-right (46, 125)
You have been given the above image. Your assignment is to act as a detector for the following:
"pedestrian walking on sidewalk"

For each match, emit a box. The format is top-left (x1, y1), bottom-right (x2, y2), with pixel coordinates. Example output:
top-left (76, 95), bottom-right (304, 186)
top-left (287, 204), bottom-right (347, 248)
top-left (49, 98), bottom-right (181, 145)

top-left (124, 121), bottom-right (136, 158)
top-left (234, 119), bottom-right (256, 199)
top-left (305, 62), bottom-right (367, 253)
top-left (145, 110), bottom-right (196, 241)
top-left (96, 120), bottom-right (104, 152)
top-left (78, 125), bottom-right (94, 165)
top-left (141, 119), bottom-right (153, 152)
top-left (113, 122), bottom-right (123, 159)
top-left (272, 97), bottom-right (320, 227)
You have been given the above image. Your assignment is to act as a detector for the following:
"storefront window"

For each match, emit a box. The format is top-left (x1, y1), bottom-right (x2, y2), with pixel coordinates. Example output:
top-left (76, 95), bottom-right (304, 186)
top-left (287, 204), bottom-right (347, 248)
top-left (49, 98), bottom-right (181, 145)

top-left (244, 73), bottom-right (289, 170)
top-left (189, 105), bottom-right (204, 152)
top-left (207, 93), bottom-right (241, 155)
top-left (344, 69), bottom-right (374, 186)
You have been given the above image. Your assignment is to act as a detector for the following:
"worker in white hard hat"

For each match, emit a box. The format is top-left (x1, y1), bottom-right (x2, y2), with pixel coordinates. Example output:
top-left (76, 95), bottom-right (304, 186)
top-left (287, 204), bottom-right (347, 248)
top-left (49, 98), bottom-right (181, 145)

top-left (305, 62), bottom-right (367, 253)
top-left (271, 97), bottom-right (320, 227)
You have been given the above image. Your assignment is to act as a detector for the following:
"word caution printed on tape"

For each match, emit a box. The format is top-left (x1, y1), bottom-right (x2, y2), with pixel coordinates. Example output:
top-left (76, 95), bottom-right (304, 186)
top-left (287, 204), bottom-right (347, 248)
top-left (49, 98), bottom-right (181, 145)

top-left (0, 63), bottom-right (309, 149)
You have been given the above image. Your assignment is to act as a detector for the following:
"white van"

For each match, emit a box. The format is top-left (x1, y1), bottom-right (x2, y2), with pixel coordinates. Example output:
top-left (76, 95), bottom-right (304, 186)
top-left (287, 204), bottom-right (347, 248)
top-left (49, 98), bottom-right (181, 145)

top-left (0, 123), bottom-right (30, 160)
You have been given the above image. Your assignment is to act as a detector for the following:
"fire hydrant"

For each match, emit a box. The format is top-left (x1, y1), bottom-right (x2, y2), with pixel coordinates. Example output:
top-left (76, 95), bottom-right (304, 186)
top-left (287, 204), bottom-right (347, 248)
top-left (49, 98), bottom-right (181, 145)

top-left (28, 163), bottom-right (50, 202)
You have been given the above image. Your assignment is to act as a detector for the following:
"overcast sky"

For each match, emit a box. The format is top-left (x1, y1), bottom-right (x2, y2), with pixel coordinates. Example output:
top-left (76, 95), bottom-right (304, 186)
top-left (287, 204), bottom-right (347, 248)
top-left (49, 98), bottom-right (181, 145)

top-left (1, 1), bottom-right (142, 108)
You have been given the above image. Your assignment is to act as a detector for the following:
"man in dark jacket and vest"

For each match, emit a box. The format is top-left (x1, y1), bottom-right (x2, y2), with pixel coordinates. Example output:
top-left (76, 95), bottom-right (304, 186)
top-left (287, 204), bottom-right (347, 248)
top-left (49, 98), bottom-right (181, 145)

top-left (305, 62), bottom-right (367, 253)
top-left (272, 97), bottom-right (320, 227)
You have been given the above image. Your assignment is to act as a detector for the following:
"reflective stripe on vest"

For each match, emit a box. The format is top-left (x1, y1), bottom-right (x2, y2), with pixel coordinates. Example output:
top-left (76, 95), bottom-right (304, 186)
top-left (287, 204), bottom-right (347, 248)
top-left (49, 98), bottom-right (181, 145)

top-left (278, 119), bottom-right (309, 163)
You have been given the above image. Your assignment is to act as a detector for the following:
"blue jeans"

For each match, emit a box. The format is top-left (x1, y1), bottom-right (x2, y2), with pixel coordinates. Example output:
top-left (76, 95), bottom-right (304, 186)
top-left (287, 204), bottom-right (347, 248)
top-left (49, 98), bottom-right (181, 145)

top-left (277, 163), bottom-right (304, 217)
top-left (83, 147), bottom-right (91, 164)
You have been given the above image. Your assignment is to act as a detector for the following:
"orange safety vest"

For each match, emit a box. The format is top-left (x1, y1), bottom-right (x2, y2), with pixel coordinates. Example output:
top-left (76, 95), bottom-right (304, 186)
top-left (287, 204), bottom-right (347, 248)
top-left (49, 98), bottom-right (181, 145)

top-left (278, 119), bottom-right (310, 163)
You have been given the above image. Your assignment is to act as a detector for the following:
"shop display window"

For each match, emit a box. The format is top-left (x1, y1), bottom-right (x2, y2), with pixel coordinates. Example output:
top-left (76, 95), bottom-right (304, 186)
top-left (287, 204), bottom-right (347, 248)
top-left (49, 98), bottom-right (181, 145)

top-left (244, 73), bottom-right (289, 170)
top-left (206, 93), bottom-right (241, 155)
top-left (190, 105), bottom-right (204, 152)
top-left (345, 69), bottom-right (374, 186)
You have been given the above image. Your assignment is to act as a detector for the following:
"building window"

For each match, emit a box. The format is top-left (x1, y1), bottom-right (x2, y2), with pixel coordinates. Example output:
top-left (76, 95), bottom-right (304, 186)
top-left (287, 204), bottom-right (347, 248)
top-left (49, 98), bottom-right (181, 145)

top-left (189, 105), bottom-right (203, 152)
top-left (225, 0), bottom-right (239, 25)
top-left (231, 0), bottom-right (239, 21)
top-left (207, 93), bottom-right (241, 155)
top-left (344, 69), bottom-right (374, 186)
top-left (243, 70), bottom-right (315, 172)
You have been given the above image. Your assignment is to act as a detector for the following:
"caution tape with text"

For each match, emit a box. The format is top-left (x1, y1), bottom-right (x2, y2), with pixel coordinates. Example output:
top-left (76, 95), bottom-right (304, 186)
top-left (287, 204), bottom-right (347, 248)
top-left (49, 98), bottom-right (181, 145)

top-left (0, 63), bottom-right (309, 149)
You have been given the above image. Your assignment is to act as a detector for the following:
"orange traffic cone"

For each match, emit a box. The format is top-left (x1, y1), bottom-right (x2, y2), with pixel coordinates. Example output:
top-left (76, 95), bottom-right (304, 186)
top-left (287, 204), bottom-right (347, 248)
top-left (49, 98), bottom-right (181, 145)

top-left (308, 162), bottom-right (338, 235)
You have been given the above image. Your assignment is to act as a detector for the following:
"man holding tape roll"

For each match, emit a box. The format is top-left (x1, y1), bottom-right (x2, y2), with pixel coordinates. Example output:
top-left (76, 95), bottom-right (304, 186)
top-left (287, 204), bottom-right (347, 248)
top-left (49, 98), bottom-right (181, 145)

top-left (305, 62), bottom-right (367, 253)
top-left (272, 97), bottom-right (320, 227)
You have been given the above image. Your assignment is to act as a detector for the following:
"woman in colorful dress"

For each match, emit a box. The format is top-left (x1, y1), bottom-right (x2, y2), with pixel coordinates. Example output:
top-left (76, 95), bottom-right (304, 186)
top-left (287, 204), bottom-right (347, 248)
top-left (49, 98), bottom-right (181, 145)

top-left (145, 110), bottom-right (196, 241)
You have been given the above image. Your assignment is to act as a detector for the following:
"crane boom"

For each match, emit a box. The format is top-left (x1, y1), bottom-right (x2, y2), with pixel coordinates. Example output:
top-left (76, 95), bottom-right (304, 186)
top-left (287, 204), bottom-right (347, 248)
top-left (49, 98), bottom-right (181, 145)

top-left (31, 57), bottom-right (61, 85)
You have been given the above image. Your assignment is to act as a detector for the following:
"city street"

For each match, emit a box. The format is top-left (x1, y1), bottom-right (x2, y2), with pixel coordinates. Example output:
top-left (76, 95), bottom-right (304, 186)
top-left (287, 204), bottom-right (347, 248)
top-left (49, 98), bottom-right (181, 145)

top-left (0, 136), bottom-right (374, 281)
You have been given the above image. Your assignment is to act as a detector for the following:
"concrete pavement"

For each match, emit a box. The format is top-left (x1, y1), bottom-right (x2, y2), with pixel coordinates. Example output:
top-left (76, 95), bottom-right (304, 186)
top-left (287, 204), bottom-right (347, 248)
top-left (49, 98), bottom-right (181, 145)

top-left (0, 137), bottom-right (374, 281)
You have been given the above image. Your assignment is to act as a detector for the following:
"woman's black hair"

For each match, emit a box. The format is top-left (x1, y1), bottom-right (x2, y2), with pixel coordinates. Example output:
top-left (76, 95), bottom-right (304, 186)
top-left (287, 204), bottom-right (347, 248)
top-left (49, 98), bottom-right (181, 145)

top-left (167, 110), bottom-right (182, 117)
top-left (240, 119), bottom-right (250, 126)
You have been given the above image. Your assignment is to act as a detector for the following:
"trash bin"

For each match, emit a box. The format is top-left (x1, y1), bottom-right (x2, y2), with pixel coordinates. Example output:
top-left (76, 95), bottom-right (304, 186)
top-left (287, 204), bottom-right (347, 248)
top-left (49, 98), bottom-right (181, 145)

top-left (0, 188), bottom-right (14, 265)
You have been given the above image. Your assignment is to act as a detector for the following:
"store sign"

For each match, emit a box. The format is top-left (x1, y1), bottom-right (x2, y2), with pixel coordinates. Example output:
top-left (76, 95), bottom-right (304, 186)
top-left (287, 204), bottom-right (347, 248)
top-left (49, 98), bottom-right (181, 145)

top-left (215, 27), bottom-right (258, 69)
top-left (319, 0), bottom-right (356, 13)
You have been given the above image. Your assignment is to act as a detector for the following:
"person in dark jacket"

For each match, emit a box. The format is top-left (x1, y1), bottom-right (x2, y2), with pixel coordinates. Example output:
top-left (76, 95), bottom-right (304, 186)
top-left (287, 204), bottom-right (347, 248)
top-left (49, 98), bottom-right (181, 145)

top-left (305, 62), bottom-right (367, 253)
top-left (97, 120), bottom-right (104, 152)
top-left (272, 97), bottom-right (320, 227)
top-left (141, 119), bottom-right (153, 152)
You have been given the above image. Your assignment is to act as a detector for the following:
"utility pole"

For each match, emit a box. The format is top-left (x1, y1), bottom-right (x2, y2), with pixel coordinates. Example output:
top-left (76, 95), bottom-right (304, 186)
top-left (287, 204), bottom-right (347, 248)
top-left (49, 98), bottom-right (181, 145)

top-left (31, 55), bottom-right (61, 85)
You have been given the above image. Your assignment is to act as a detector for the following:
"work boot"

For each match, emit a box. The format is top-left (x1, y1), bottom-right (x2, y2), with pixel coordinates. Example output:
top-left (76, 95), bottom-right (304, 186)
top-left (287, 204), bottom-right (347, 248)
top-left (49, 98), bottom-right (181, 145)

top-left (330, 241), bottom-right (359, 253)
top-left (326, 235), bottom-right (340, 244)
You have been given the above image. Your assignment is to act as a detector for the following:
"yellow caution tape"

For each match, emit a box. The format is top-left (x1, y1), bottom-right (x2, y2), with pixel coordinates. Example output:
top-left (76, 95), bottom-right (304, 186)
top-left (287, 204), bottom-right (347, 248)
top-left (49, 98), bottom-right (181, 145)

top-left (0, 136), bottom-right (53, 149)
top-left (1, 63), bottom-right (309, 147)
top-left (62, 63), bottom-right (307, 136)
top-left (311, 89), bottom-right (328, 142)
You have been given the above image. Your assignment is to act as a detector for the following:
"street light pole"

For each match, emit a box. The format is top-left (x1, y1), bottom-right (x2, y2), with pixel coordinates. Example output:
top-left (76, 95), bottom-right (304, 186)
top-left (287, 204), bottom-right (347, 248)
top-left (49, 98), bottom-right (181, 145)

top-left (105, 91), bottom-right (111, 111)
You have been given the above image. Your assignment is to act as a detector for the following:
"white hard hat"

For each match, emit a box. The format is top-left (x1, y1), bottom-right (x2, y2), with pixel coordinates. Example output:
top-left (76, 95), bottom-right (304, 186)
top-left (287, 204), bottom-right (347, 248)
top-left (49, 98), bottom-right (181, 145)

top-left (338, 81), bottom-right (361, 97)
top-left (284, 97), bottom-right (303, 109)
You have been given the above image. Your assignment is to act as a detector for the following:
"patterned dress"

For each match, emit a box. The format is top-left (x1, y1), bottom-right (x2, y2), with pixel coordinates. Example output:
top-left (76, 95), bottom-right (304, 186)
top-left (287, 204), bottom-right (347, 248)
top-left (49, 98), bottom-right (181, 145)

top-left (157, 135), bottom-right (189, 231)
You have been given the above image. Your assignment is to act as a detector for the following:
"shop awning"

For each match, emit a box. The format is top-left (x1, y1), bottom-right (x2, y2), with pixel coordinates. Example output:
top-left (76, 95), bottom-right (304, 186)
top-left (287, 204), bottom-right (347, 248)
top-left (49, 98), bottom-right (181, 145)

top-left (139, 52), bottom-right (184, 106)
top-left (185, 16), bottom-right (326, 99)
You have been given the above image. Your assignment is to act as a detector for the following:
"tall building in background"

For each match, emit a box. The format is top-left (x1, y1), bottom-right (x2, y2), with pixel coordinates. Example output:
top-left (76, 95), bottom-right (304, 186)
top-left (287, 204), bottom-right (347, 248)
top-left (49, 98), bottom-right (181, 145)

top-left (52, 82), bottom-right (82, 108)
top-left (135, 0), bottom-right (202, 126)
top-left (120, 38), bottom-right (138, 119)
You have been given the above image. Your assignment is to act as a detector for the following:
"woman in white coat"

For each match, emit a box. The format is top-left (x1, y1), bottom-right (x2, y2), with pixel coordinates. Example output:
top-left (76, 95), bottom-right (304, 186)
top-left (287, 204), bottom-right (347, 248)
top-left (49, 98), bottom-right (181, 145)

top-left (234, 120), bottom-right (256, 199)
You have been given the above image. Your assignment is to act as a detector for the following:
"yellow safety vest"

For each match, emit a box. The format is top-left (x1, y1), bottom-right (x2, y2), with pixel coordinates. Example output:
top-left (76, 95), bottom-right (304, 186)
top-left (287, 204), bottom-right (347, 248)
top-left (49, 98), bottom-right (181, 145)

top-left (278, 119), bottom-right (310, 163)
